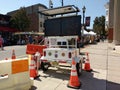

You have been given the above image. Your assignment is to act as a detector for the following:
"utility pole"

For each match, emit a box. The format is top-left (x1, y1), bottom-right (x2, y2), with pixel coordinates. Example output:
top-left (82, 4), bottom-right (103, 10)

top-left (61, 0), bottom-right (63, 6)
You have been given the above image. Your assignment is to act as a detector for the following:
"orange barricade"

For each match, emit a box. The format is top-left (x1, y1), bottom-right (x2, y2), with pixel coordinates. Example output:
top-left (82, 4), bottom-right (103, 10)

top-left (12, 59), bottom-right (29, 74)
top-left (26, 44), bottom-right (47, 55)
top-left (26, 44), bottom-right (35, 54)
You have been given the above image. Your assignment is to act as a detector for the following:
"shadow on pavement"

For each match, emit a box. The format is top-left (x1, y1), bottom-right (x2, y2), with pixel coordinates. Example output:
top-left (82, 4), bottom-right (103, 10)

top-left (107, 81), bottom-right (120, 90)
top-left (29, 86), bottom-right (37, 90)
top-left (80, 70), bottom-right (120, 90)
top-left (29, 68), bottom-right (71, 90)
top-left (80, 70), bottom-right (106, 90)
top-left (30, 68), bottom-right (120, 90)
top-left (42, 67), bottom-right (71, 80)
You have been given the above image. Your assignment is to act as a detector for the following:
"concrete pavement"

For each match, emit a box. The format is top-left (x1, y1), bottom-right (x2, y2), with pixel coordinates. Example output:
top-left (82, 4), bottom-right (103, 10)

top-left (81, 41), bottom-right (120, 90)
top-left (31, 41), bottom-right (120, 90)
top-left (1, 41), bottom-right (119, 90)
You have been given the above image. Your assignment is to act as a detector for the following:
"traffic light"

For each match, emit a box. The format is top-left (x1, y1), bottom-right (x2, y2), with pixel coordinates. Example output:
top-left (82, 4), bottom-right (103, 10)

top-left (85, 16), bottom-right (90, 26)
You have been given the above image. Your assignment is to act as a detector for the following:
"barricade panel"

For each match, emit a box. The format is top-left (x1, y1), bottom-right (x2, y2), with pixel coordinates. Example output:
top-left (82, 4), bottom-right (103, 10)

top-left (26, 44), bottom-right (47, 55)
top-left (0, 58), bottom-right (33, 90)
top-left (12, 59), bottom-right (29, 74)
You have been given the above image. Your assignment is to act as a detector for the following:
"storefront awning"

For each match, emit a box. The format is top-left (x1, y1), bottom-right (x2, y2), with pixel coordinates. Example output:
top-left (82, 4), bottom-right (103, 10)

top-left (0, 26), bottom-right (18, 32)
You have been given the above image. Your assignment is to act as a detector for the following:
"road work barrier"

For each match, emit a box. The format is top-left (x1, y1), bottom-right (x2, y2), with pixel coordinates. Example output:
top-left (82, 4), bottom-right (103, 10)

top-left (67, 59), bottom-right (81, 89)
top-left (0, 58), bottom-right (33, 90)
top-left (30, 55), bottom-right (40, 79)
top-left (29, 51), bottom-right (41, 79)
top-left (11, 49), bottom-right (16, 60)
top-left (84, 52), bottom-right (92, 72)
top-left (26, 44), bottom-right (47, 55)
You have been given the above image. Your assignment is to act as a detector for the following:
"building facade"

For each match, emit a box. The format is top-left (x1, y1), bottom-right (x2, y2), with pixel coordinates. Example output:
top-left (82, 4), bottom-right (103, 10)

top-left (107, 0), bottom-right (120, 45)
top-left (113, 0), bottom-right (120, 45)
top-left (105, 1), bottom-right (114, 43)
top-left (7, 3), bottom-right (48, 33)
top-left (0, 14), bottom-right (18, 35)
top-left (104, 2), bottom-right (109, 30)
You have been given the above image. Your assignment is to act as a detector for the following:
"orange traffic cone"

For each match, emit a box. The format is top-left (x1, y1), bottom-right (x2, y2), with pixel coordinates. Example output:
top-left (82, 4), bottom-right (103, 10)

top-left (84, 52), bottom-right (92, 72)
top-left (11, 49), bottom-right (16, 59)
top-left (30, 55), bottom-right (38, 79)
top-left (67, 59), bottom-right (81, 89)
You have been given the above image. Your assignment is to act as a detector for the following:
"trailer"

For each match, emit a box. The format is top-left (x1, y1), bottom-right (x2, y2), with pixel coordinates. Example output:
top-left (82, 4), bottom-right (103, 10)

top-left (38, 5), bottom-right (84, 75)
top-left (41, 36), bottom-right (84, 75)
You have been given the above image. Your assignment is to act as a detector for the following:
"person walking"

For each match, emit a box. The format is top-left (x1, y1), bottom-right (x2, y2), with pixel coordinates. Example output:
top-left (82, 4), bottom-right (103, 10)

top-left (0, 35), bottom-right (4, 50)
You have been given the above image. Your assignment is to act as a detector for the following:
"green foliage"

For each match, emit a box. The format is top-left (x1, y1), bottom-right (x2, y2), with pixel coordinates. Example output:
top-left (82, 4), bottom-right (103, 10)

top-left (93, 16), bottom-right (105, 35)
top-left (10, 7), bottom-right (30, 31)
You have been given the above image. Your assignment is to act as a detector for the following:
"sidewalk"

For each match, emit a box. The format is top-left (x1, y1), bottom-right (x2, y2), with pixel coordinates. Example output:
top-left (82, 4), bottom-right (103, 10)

top-left (32, 41), bottom-right (120, 90)
top-left (81, 41), bottom-right (120, 90)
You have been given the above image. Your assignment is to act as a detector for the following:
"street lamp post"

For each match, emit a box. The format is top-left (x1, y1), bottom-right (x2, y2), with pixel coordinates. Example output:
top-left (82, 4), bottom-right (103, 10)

top-left (82, 6), bottom-right (86, 29)
top-left (49, 0), bottom-right (53, 8)
top-left (81, 6), bottom-right (86, 47)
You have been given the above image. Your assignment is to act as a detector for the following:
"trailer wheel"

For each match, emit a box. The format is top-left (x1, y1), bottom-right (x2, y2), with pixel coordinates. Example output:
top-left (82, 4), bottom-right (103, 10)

top-left (76, 60), bottom-right (82, 76)
top-left (41, 62), bottom-right (50, 72)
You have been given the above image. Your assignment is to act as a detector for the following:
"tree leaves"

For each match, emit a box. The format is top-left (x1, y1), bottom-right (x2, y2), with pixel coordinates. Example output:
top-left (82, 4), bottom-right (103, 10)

top-left (93, 16), bottom-right (105, 35)
top-left (10, 7), bottom-right (30, 32)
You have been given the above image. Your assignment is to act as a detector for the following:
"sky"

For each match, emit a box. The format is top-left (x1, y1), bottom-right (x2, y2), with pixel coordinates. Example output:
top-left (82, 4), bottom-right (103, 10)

top-left (0, 0), bottom-right (109, 29)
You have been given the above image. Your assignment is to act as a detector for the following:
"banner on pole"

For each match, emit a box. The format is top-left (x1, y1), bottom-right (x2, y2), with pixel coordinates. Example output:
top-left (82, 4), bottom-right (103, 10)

top-left (85, 16), bottom-right (90, 26)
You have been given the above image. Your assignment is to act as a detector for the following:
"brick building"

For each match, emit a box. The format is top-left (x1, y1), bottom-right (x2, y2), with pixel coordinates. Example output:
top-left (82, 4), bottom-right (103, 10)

top-left (0, 14), bottom-right (18, 35)
top-left (7, 3), bottom-right (48, 33)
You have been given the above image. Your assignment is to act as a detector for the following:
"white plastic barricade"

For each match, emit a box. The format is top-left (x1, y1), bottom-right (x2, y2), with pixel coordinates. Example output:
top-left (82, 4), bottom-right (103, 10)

top-left (0, 58), bottom-right (33, 90)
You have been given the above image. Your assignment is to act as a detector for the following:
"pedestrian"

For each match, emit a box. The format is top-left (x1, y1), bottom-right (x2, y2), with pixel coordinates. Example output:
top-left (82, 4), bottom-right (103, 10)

top-left (28, 35), bottom-right (33, 44)
top-left (73, 50), bottom-right (80, 76)
top-left (101, 35), bottom-right (104, 42)
top-left (0, 35), bottom-right (4, 50)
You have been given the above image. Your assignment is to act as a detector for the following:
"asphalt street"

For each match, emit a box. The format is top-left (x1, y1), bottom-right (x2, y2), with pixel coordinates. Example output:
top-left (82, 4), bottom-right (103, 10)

top-left (0, 45), bottom-right (27, 60)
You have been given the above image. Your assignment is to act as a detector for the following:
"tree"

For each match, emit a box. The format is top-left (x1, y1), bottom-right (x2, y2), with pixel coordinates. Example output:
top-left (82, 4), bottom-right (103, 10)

top-left (93, 16), bottom-right (105, 35)
top-left (10, 7), bottom-right (30, 32)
